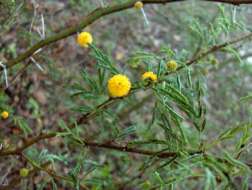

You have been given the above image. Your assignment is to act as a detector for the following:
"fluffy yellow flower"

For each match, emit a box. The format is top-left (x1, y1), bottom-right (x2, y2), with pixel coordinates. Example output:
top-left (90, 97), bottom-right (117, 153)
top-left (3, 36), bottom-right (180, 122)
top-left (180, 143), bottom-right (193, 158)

top-left (134, 1), bottom-right (143, 9)
top-left (167, 60), bottom-right (178, 71)
top-left (1, 111), bottom-right (9, 120)
top-left (19, 168), bottom-right (29, 177)
top-left (142, 71), bottom-right (157, 82)
top-left (108, 74), bottom-right (131, 98)
top-left (77, 32), bottom-right (93, 47)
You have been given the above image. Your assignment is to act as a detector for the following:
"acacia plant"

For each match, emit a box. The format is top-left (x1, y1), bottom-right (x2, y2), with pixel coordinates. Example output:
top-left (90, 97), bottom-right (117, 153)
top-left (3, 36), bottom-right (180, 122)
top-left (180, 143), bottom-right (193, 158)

top-left (1, 0), bottom-right (252, 189)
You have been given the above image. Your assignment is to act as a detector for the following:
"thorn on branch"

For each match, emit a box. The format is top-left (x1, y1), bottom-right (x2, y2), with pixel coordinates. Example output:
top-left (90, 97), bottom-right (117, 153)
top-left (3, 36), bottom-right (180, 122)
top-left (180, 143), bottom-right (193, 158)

top-left (0, 62), bottom-right (8, 88)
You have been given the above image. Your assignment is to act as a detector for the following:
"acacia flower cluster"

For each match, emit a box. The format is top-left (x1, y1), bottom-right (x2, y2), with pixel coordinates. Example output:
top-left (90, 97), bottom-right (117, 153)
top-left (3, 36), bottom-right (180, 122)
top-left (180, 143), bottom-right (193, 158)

top-left (107, 74), bottom-right (132, 98)
top-left (134, 1), bottom-right (144, 9)
top-left (1, 111), bottom-right (9, 120)
top-left (75, 33), bottom-right (178, 99)
top-left (142, 71), bottom-right (158, 82)
top-left (134, 1), bottom-right (149, 25)
top-left (167, 60), bottom-right (178, 71)
top-left (77, 32), bottom-right (93, 47)
top-left (107, 71), bottom-right (158, 98)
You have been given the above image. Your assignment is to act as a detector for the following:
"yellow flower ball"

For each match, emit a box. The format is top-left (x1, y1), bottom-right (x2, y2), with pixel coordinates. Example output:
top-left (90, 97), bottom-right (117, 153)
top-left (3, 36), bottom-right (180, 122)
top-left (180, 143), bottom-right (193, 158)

top-left (19, 168), bottom-right (29, 177)
top-left (134, 1), bottom-right (143, 9)
top-left (142, 71), bottom-right (158, 82)
top-left (77, 32), bottom-right (93, 47)
top-left (167, 60), bottom-right (178, 71)
top-left (108, 74), bottom-right (131, 98)
top-left (1, 111), bottom-right (9, 120)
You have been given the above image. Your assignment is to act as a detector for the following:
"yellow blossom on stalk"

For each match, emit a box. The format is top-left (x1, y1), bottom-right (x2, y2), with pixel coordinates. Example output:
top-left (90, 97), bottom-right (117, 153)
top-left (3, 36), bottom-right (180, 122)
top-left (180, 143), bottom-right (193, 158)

top-left (1, 111), bottom-right (9, 120)
top-left (134, 1), bottom-right (143, 9)
top-left (19, 168), bottom-right (29, 177)
top-left (77, 32), bottom-right (93, 47)
top-left (167, 60), bottom-right (178, 71)
top-left (108, 74), bottom-right (131, 98)
top-left (142, 71), bottom-right (157, 82)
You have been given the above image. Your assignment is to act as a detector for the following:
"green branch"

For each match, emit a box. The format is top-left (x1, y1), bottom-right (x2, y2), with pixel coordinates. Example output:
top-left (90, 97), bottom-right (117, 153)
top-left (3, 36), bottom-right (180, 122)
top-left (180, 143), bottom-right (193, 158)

top-left (4, 0), bottom-right (252, 70)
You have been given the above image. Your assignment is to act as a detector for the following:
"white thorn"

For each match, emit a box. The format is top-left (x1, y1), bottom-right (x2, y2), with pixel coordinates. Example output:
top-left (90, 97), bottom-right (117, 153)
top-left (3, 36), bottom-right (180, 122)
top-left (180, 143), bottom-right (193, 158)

top-left (36, 27), bottom-right (43, 38)
top-left (30, 57), bottom-right (44, 72)
top-left (0, 62), bottom-right (8, 88)
top-left (232, 6), bottom-right (237, 23)
top-left (29, 1), bottom-right (37, 33)
top-left (34, 48), bottom-right (42, 55)
top-left (100, 0), bottom-right (104, 7)
top-left (96, 0), bottom-right (104, 7)
top-left (41, 14), bottom-right (45, 39)
top-left (140, 8), bottom-right (149, 26)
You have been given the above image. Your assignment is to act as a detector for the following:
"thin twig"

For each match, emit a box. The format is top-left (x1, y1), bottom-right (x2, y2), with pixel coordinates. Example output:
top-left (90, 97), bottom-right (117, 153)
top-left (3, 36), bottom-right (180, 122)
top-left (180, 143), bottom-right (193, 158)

top-left (1, 33), bottom-right (251, 157)
top-left (4, 0), bottom-right (251, 70)
top-left (176, 32), bottom-right (252, 72)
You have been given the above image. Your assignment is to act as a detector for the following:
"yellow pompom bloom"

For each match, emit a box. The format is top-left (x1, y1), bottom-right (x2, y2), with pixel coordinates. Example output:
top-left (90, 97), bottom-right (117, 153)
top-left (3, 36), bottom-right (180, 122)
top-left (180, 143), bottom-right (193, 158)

top-left (108, 74), bottom-right (131, 98)
top-left (167, 60), bottom-right (178, 71)
top-left (19, 168), bottom-right (29, 177)
top-left (142, 71), bottom-right (158, 82)
top-left (1, 111), bottom-right (9, 120)
top-left (134, 1), bottom-right (143, 9)
top-left (77, 32), bottom-right (93, 47)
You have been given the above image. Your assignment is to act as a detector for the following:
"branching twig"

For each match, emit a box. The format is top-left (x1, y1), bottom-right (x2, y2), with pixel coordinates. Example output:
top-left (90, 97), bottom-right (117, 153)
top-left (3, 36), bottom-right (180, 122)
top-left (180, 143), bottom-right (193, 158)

top-left (4, 0), bottom-right (252, 71)
top-left (1, 33), bottom-right (251, 157)
top-left (83, 141), bottom-right (202, 158)
top-left (0, 131), bottom-right (202, 158)
top-left (205, 0), bottom-right (252, 5)
top-left (177, 32), bottom-right (252, 72)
